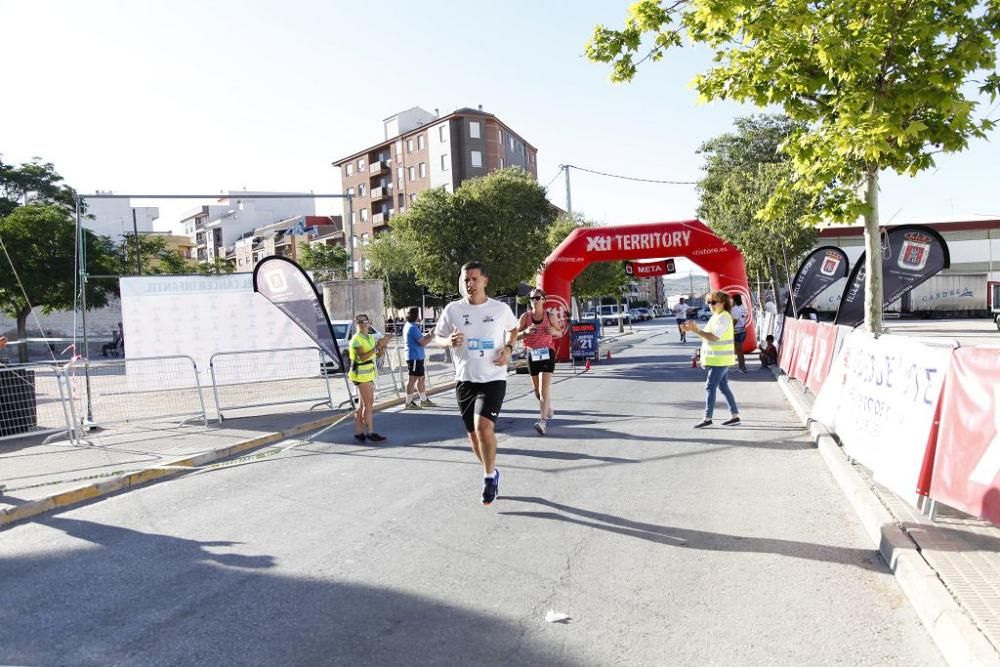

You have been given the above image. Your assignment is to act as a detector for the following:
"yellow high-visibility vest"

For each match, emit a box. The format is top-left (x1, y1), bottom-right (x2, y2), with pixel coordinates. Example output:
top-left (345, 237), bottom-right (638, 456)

top-left (702, 311), bottom-right (736, 367)
top-left (348, 333), bottom-right (378, 383)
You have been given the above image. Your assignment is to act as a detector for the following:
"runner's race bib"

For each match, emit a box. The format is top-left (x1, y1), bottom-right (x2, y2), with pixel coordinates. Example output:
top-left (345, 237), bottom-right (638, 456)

top-left (467, 338), bottom-right (495, 351)
top-left (529, 347), bottom-right (551, 362)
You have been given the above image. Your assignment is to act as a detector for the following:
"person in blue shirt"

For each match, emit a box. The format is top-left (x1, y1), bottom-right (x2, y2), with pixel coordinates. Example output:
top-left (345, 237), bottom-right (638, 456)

top-left (403, 307), bottom-right (435, 409)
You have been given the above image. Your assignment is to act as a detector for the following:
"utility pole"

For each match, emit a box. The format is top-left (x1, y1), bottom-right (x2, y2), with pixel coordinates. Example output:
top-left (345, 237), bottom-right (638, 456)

top-left (131, 208), bottom-right (141, 275)
top-left (563, 165), bottom-right (572, 215)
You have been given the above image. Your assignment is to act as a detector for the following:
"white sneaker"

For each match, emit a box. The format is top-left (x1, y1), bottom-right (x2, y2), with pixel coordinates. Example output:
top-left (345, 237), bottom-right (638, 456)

top-left (534, 419), bottom-right (547, 435)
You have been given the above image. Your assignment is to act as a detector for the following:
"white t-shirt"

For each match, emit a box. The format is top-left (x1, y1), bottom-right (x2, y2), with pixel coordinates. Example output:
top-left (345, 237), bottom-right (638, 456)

top-left (764, 300), bottom-right (778, 315)
top-left (731, 304), bottom-right (748, 332)
top-left (672, 302), bottom-right (688, 319)
top-left (435, 298), bottom-right (518, 383)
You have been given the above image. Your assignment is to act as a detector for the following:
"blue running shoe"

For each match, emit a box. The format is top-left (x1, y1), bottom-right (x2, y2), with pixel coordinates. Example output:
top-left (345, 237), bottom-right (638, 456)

top-left (482, 469), bottom-right (500, 505)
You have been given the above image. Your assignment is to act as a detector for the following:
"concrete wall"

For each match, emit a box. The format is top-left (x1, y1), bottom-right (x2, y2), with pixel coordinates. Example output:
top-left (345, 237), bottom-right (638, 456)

top-left (322, 279), bottom-right (386, 332)
top-left (0, 298), bottom-right (122, 338)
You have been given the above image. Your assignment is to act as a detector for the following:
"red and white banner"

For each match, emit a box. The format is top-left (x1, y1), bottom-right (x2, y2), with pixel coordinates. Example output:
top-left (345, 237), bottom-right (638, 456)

top-left (927, 348), bottom-right (1000, 524)
top-left (804, 324), bottom-right (840, 394)
top-left (778, 318), bottom-right (800, 374)
top-left (811, 330), bottom-right (956, 505)
top-left (790, 320), bottom-right (820, 384)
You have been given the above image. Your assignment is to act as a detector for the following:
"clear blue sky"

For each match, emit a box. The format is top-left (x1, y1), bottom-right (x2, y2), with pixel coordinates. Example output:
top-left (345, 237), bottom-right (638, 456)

top-left (2, 0), bottom-right (998, 276)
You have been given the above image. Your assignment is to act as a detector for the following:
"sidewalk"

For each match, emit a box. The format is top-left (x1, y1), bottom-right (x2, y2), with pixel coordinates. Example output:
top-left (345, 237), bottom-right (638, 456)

top-left (776, 371), bottom-right (1000, 666)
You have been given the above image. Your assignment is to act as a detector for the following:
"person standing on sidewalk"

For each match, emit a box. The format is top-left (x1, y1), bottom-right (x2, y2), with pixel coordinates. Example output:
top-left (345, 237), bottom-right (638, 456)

top-left (518, 288), bottom-right (564, 435)
top-left (672, 298), bottom-right (689, 342)
top-left (349, 313), bottom-right (389, 443)
top-left (434, 262), bottom-right (518, 505)
top-left (682, 291), bottom-right (741, 428)
top-left (731, 294), bottom-right (749, 372)
top-left (403, 307), bottom-right (436, 410)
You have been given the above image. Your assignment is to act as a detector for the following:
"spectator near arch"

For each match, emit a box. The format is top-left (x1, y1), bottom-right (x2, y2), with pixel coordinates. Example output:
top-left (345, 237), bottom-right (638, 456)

top-left (537, 220), bottom-right (756, 362)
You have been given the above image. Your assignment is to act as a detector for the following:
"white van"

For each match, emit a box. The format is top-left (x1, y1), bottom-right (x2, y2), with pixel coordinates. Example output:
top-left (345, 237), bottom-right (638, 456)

top-left (598, 304), bottom-right (630, 326)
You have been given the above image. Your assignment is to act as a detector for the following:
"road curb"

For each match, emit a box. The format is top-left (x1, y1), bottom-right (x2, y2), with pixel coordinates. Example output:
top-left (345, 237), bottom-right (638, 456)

top-left (0, 382), bottom-right (457, 530)
top-left (772, 369), bottom-right (1000, 666)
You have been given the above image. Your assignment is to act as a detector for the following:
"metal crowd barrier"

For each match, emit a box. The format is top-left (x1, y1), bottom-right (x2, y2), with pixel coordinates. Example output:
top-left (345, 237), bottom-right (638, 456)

top-left (209, 347), bottom-right (337, 423)
top-left (64, 355), bottom-right (207, 431)
top-left (0, 361), bottom-right (75, 444)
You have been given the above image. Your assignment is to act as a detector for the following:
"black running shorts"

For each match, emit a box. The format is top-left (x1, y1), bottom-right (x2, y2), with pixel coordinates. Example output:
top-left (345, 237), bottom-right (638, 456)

top-left (406, 359), bottom-right (425, 377)
top-left (455, 380), bottom-right (507, 433)
top-left (527, 348), bottom-right (556, 376)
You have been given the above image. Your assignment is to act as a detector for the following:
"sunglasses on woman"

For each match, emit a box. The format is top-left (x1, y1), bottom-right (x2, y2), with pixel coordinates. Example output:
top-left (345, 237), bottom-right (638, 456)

top-left (707, 300), bottom-right (718, 305)
top-left (530, 295), bottom-right (544, 301)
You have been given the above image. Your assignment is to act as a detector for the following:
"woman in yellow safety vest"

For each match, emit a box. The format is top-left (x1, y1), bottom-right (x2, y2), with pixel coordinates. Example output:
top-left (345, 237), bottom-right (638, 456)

top-left (681, 290), bottom-right (741, 429)
top-left (349, 313), bottom-right (389, 443)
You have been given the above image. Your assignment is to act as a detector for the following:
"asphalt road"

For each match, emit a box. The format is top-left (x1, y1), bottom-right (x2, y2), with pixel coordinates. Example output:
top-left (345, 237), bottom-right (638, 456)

top-left (0, 321), bottom-right (942, 666)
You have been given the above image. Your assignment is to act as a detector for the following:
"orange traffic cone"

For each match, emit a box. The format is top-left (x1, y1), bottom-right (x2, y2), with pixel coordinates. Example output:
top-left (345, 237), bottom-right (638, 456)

top-left (584, 358), bottom-right (591, 371)
top-left (605, 350), bottom-right (612, 360)
top-left (691, 351), bottom-right (700, 368)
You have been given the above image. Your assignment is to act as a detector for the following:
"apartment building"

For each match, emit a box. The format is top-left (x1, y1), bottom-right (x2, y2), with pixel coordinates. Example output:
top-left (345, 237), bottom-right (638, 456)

top-left (333, 105), bottom-right (538, 275)
top-left (233, 215), bottom-right (343, 272)
top-left (180, 192), bottom-right (316, 264)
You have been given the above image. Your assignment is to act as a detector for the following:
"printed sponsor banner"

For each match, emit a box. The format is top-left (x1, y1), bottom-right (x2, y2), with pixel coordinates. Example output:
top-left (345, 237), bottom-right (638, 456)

top-left (790, 320), bottom-right (821, 384)
top-left (570, 321), bottom-right (600, 360)
top-left (834, 225), bottom-right (950, 326)
top-left (120, 274), bottom-right (320, 383)
top-left (624, 259), bottom-right (676, 277)
top-left (927, 348), bottom-right (1000, 524)
top-left (811, 331), bottom-right (955, 504)
top-left (778, 317), bottom-right (799, 374)
top-left (785, 246), bottom-right (850, 317)
top-left (253, 256), bottom-right (343, 372)
top-left (804, 323), bottom-right (840, 394)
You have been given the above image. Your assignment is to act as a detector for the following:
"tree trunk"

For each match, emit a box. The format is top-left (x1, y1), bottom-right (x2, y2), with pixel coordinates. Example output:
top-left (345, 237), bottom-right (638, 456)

top-left (16, 307), bottom-right (30, 364)
top-left (863, 169), bottom-right (883, 333)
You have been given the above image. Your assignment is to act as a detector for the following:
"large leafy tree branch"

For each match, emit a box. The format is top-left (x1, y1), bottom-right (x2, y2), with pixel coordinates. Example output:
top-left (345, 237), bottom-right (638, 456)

top-left (587, 0), bottom-right (1000, 331)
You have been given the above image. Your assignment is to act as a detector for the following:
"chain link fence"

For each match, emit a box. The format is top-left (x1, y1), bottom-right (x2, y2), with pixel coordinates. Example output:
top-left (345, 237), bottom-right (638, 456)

top-left (0, 361), bottom-right (74, 444)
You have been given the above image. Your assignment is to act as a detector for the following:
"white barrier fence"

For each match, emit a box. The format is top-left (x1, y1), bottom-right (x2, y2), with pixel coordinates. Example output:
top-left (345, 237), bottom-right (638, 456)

top-left (0, 362), bottom-right (74, 444)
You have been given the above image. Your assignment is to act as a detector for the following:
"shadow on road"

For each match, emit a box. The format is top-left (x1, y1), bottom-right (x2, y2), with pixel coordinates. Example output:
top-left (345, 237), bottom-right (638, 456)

top-left (498, 496), bottom-right (883, 570)
top-left (0, 515), bottom-right (581, 667)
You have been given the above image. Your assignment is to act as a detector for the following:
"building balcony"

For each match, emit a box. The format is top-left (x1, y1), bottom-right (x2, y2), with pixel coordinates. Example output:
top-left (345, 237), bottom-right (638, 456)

top-left (372, 212), bottom-right (390, 228)
top-left (368, 160), bottom-right (388, 175)
top-left (370, 186), bottom-right (391, 200)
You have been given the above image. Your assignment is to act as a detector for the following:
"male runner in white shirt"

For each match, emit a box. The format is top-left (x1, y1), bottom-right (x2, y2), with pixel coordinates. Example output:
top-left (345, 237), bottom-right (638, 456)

top-left (434, 261), bottom-right (519, 505)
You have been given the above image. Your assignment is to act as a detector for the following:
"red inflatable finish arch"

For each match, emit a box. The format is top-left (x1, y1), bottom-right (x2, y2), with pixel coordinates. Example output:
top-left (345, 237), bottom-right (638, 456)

top-left (537, 220), bottom-right (756, 362)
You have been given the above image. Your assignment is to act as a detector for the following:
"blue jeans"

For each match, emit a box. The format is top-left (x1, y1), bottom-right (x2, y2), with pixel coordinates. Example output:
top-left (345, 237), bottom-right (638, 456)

top-left (704, 365), bottom-right (739, 419)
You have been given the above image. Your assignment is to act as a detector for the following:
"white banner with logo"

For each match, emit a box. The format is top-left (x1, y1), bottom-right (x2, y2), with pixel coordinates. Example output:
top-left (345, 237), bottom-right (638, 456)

top-left (811, 330), bottom-right (956, 504)
top-left (120, 275), bottom-right (318, 383)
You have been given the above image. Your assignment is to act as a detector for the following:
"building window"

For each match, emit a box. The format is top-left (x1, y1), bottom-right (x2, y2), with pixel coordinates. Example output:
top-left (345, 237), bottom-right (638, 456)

top-left (350, 212), bottom-right (355, 226)
top-left (409, 193), bottom-right (417, 203)
top-left (417, 135), bottom-right (425, 150)
top-left (398, 194), bottom-right (404, 209)
top-left (498, 128), bottom-right (503, 143)
top-left (353, 260), bottom-right (360, 274)
top-left (395, 140), bottom-right (403, 157)
top-left (419, 162), bottom-right (426, 178)
top-left (361, 233), bottom-right (370, 245)
top-left (397, 167), bottom-right (404, 183)
top-left (352, 236), bottom-right (358, 248)
top-left (346, 164), bottom-right (354, 176)
top-left (499, 158), bottom-right (505, 169)
top-left (471, 151), bottom-right (482, 168)
top-left (358, 183), bottom-right (366, 197)
top-left (441, 154), bottom-right (449, 171)
top-left (408, 166), bottom-right (415, 181)
top-left (469, 121), bottom-right (480, 139)
top-left (357, 158), bottom-right (365, 171)
top-left (360, 208), bottom-right (368, 222)
top-left (439, 125), bottom-right (448, 142)
top-left (509, 136), bottom-right (515, 151)
top-left (347, 187), bottom-right (355, 196)
top-left (406, 139), bottom-right (414, 153)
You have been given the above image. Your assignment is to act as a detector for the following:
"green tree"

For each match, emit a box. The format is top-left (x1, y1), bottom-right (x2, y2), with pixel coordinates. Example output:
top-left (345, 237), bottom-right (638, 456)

top-left (197, 257), bottom-right (236, 275)
top-left (117, 233), bottom-right (198, 275)
top-left (297, 241), bottom-right (349, 282)
top-left (697, 115), bottom-right (817, 285)
top-left (0, 156), bottom-right (78, 217)
top-left (0, 204), bottom-right (117, 361)
top-left (365, 232), bottom-right (425, 310)
top-left (587, 0), bottom-right (1000, 331)
top-left (391, 168), bottom-right (555, 295)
